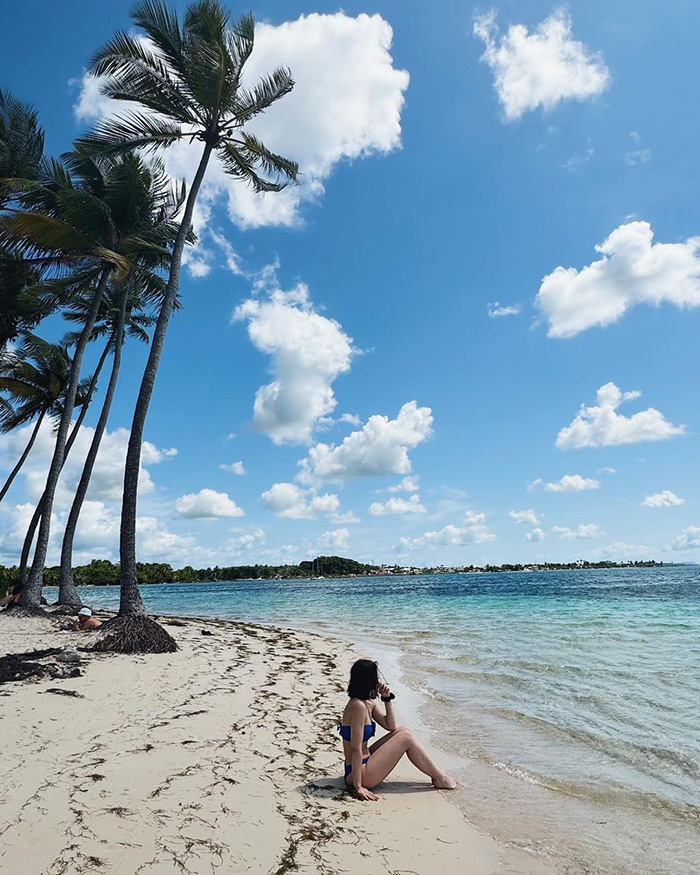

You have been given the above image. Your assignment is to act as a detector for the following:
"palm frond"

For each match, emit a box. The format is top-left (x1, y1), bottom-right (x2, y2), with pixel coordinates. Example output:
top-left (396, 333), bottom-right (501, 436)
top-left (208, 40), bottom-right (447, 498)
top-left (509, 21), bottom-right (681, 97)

top-left (75, 112), bottom-right (183, 155)
top-left (233, 67), bottom-right (295, 124)
top-left (130, 0), bottom-right (187, 79)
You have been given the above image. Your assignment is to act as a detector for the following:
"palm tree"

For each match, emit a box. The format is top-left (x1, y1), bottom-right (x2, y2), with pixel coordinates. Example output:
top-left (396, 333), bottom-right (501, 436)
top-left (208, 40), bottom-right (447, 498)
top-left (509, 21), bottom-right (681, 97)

top-left (16, 351), bottom-right (108, 589)
top-left (1, 150), bottom-right (181, 613)
top-left (56, 281), bottom-right (159, 608)
top-left (0, 335), bottom-right (76, 502)
top-left (0, 89), bottom-right (45, 208)
top-left (79, 0), bottom-right (298, 651)
top-left (0, 244), bottom-right (59, 352)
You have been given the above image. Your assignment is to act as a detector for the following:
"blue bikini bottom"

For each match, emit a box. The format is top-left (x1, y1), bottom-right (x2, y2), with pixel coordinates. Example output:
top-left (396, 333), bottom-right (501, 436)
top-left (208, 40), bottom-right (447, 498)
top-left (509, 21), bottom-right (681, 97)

top-left (344, 756), bottom-right (370, 779)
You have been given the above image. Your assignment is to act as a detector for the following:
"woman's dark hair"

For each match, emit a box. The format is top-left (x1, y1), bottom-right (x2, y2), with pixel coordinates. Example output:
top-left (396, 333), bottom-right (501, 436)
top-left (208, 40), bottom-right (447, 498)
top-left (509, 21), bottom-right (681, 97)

top-left (347, 658), bottom-right (379, 700)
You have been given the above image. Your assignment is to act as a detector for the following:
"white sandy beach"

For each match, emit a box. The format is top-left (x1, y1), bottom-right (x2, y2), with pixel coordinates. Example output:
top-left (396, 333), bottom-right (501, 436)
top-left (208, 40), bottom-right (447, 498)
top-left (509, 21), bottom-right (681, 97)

top-left (0, 612), bottom-right (567, 875)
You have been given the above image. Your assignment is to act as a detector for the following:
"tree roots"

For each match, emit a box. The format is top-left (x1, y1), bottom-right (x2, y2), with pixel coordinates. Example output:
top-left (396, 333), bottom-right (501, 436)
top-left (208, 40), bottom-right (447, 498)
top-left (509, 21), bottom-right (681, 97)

top-left (92, 615), bottom-right (178, 654)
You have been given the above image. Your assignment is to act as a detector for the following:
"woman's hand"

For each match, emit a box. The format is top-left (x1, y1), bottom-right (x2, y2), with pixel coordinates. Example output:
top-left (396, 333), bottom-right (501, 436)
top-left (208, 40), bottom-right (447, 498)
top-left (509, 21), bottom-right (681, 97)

top-left (354, 786), bottom-right (379, 802)
top-left (378, 681), bottom-right (392, 699)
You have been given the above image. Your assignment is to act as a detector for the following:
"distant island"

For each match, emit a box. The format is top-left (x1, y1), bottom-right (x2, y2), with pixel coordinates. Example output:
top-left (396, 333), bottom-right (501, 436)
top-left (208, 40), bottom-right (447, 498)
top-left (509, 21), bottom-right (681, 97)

top-left (0, 555), bottom-right (664, 591)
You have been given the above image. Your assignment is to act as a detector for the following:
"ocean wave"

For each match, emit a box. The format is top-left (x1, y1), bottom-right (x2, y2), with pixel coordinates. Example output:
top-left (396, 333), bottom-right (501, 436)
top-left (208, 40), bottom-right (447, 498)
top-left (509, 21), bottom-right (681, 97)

top-left (485, 707), bottom-right (700, 783)
top-left (491, 761), bottom-right (700, 826)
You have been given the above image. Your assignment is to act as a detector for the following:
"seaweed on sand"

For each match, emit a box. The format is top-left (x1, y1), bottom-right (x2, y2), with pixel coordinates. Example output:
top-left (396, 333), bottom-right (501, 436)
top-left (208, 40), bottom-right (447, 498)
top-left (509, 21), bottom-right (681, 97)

top-left (0, 648), bottom-right (61, 684)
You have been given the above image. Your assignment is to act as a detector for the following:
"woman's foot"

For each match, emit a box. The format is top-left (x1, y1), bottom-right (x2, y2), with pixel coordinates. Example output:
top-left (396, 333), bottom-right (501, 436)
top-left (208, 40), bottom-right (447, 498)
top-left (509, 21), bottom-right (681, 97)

top-left (432, 773), bottom-right (457, 790)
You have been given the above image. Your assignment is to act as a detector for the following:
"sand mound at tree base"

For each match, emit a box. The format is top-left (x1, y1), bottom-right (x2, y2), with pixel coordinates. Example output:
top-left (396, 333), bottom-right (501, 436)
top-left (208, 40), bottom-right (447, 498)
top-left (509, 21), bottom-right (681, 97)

top-left (0, 605), bottom-right (56, 622)
top-left (92, 615), bottom-right (177, 654)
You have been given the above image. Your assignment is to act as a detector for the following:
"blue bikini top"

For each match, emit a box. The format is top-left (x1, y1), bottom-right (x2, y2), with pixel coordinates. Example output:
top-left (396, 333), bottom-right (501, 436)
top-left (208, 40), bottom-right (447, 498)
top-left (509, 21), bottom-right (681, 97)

top-left (338, 721), bottom-right (376, 742)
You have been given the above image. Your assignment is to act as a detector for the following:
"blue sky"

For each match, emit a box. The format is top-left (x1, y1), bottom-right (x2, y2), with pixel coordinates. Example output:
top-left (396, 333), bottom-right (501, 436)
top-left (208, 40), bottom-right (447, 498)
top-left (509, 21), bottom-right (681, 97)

top-left (2, 0), bottom-right (700, 567)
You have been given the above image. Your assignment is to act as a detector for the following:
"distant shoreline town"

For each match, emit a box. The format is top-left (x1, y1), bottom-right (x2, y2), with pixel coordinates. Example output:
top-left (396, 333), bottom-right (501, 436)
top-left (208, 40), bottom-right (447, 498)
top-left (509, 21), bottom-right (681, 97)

top-left (0, 555), bottom-right (665, 591)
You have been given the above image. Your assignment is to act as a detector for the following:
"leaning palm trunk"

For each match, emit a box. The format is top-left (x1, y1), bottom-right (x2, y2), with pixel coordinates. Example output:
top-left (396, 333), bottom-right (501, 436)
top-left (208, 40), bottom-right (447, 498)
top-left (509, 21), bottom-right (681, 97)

top-left (58, 293), bottom-right (128, 606)
top-left (85, 2), bottom-right (298, 651)
top-left (118, 145), bottom-right (213, 621)
top-left (20, 269), bottom-right (111, 609)
top-left (17, 337), bottom-right (111, 591)
top-left (0, 410), bottom-right (45, 503)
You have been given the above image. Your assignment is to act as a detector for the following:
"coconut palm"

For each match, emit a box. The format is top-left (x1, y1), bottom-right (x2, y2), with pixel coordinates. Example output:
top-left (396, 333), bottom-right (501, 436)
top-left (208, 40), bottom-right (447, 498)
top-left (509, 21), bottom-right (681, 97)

top-left (78, 0), bottom-right (298, 651)
top-left (15, 350), bottom-right (109, 589)
top-left (0, 335), bottom-right (76, 503)
top-left (0, 244), bottom-right (59, 352)
top-left (0, 89), bottom-right (45, 208)
top-left (1, 150), bottom-right (182, 612)
top-left (56, 282), bottom-right (159, 608)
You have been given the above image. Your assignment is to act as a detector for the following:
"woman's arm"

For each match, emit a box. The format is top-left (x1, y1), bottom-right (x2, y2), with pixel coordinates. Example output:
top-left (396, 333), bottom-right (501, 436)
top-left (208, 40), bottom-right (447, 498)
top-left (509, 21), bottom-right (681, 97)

top-left (378, 682), bottom-right (397, 731)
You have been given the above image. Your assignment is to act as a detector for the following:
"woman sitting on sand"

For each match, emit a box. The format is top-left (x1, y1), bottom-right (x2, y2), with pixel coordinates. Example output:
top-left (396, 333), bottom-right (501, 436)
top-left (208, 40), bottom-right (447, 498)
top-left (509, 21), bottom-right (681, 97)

top-left (339, 658), bottom-right (456, 801)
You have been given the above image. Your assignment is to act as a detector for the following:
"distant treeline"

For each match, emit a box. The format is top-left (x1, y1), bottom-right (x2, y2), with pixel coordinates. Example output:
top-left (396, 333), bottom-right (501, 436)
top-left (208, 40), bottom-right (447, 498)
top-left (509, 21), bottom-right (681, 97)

top-left (439, 560), bottom-right (663, 573)
top-left (0, 556), bottom-right (664, 598)
top-left (0, 555), bottom-right (374, 593)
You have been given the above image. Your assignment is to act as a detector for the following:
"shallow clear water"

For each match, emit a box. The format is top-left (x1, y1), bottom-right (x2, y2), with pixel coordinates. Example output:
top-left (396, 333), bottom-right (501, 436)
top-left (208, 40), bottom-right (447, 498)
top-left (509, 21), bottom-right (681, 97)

top-left (74, 566), bottom-right (700, 873)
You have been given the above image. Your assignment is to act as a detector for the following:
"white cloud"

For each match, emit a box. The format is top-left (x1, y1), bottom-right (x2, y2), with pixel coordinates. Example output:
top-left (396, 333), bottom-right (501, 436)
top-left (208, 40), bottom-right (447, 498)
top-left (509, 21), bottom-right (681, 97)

top-left (509, 508), bottom-right (540, 525)
top-left (487, 302), bottom-right (521, 318)
top-left (73, 500), bottom-right (119, 551)
top-left (369, 494), bottom-right (427, 516)
top-left (525, 527), bottom-right (545, 542)
top-left (396, 511), bottom-right (495, 551)
top-left (544, 474), bottom-right (599, 492)
top-left (474, 8), bottom-right (609, 121)
top-left (234, 278), bottom-right (355, 445)
top-left (536, 222), bottom-right (700, 338)
top-left (562, 147), bottom-right (594, 175)
top-left (551, 523), bottom-right (601, 539)
top-left (220, 461), bottom-right (246, 475)
top-left (642, 490), bottom-right (684, 508)
top-left (596, 540), bottom-right (651, 559)
top-left (136, 516), bottom-right (200, 561)
top-left (0, 420), bottom-right (175, 506)
top-left (75, 12), bottom-right (409, 230)
top-left (625, 135), bottom-right (651, 167)
top-left (598, 467), bottom-right (617, 474)
top-left (556, 383), bottom-right (685, 449)
top-left (209, 230), bottom-right (244, 275)
top-left (665, 526), bottom-right (700, 552)
top-left (319, 528), bottom-right (350, 550)
top-left (388, 476), bottom-right (420, 493)
top-left (261, 482), bottom-right (353, 522)
top-left (175, 488), bottom-right (244, 519)
top-left (224, 528), bottom-right (265, 555)
top-left (299, 401), bottom-right (433, 483)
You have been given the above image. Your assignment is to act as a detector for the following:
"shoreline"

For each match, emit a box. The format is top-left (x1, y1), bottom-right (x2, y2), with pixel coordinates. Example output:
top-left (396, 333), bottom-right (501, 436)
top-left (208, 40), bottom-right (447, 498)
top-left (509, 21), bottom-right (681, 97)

top-left (0, 611), bottom-right (557, 875)
top-left (34, 580), bottom-right (700, 875)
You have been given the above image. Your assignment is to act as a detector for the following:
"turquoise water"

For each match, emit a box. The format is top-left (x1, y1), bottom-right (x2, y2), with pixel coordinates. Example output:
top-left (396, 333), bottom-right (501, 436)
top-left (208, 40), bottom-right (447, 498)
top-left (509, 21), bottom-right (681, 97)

top-left (75, 566), bottom-right (700, 873)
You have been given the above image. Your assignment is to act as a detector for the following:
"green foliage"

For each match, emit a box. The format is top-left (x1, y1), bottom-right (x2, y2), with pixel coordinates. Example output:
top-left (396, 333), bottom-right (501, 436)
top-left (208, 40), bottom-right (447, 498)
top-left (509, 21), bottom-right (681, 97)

top-left (0, 565), bottom-right (17, 598)
top-left (0, 334), bottom-right (75, 431)
top-left (0, 556), bottom-right (378, 588)
top-left (78, 1), bottom-right (298, 192)
top-left (0, 89), bottom-right (45, 208)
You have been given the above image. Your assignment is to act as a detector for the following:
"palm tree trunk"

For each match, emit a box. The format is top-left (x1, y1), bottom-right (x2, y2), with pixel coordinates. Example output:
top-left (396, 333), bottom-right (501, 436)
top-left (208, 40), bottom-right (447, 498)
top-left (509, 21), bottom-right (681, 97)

top-left (58, 294), bottom-right (128, 606)
top-left (17, 333), bottom-right (111, 591)
top-left (20, 268), bottom-right (112, 608)
top-left (0, 410), bottom-right (46, 503)
top-left (118, 144), bottom-right (213, 619)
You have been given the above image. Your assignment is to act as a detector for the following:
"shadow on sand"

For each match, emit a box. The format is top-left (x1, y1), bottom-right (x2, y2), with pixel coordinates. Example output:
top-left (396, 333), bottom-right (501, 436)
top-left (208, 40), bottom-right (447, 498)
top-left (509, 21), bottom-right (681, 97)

top-left (302, 777), bottom-right (434, 797)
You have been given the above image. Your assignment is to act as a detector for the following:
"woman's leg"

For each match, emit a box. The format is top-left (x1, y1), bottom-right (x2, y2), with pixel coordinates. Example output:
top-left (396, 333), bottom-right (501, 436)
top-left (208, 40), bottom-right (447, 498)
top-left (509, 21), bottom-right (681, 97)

top-left (362, 727), bottom-right (456, 789)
